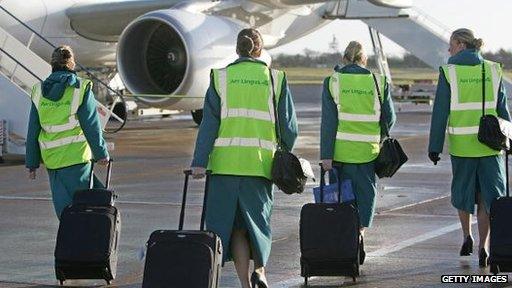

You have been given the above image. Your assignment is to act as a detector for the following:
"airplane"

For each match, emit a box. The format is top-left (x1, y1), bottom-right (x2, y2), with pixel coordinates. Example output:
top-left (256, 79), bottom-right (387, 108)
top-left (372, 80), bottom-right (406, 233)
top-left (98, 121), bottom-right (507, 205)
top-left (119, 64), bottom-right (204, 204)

top-left (2, 0), bottom-right (510, 158)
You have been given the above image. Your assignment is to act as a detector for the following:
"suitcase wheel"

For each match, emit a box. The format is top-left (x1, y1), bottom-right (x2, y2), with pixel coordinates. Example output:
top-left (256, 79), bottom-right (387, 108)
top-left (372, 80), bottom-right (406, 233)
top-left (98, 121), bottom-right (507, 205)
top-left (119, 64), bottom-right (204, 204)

top-left (490, 263), bottom-right (500, 275)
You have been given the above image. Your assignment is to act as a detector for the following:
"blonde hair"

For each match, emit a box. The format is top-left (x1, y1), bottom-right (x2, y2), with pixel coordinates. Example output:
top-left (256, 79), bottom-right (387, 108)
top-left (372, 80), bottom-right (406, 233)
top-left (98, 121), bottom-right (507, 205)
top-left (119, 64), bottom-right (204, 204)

top-left (451, 28), bottom-right (483, 50)
top-left (51, 45), bottom-right (75, 71)
top-left (343, 41), bottom-right (366, 65)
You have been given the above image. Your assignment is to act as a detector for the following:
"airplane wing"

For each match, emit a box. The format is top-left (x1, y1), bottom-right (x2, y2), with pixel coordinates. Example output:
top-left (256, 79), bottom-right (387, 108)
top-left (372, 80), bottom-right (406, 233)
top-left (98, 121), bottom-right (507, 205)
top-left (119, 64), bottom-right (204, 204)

top-left (66, 0), bottom-right (182, 42)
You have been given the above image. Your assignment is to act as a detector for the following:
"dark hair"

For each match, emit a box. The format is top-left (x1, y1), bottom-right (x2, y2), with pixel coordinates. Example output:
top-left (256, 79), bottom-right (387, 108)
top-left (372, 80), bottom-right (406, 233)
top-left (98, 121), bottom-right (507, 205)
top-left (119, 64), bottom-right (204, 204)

top-left (51, 45), bottom-right (75, 71)
top-left (236, 28), bottom-right (263, 58)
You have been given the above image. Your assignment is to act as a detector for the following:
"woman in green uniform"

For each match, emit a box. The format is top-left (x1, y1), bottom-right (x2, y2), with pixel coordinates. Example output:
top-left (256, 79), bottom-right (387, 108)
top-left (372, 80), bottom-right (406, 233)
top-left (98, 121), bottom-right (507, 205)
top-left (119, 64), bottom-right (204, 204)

top-left (321, 41), bottom-right (396, 265)
top-left (26, 45), bottom-right (109, 219)
top-left (429, 29), bottom-right (510, 267)
top-left (190, 29), bottom-right (298, 288)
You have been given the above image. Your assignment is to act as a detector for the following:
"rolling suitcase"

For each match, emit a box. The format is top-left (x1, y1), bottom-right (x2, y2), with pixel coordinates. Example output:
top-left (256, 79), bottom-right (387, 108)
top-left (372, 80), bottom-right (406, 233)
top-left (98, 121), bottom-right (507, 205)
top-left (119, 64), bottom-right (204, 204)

top-left (300, 164), bottom-right (360, 286)
top-left (490, 153), bottom-right (512, 274)
top-left (54, 160), bottom-right (121, 285)
top-left (142, 170), bottom-right (222, 288)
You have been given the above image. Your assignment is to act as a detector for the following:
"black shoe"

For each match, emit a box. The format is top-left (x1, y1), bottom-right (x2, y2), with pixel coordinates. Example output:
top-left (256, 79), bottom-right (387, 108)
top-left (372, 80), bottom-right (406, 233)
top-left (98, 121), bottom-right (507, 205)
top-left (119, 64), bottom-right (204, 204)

top-left (479, 248), bottom-right (489, 268)
top-left (251, 272), bottom-right (268, 288)
top-left (459, 235), bottom-right (473, 256)
top-left (359, 235), bottom-right (366, 265)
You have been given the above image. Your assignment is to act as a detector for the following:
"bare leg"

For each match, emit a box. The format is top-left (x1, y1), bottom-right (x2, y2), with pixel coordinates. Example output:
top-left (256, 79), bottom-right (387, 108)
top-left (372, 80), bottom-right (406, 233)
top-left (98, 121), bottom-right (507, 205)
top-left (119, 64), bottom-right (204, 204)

top-left (252, 243), bottom-right (268, 283)
top-left (476, 194), bottom-right (490, 251)
top-left (231, 229), bottom-right (251, 288)
top-left (458, 210), bottom-right (472, 239)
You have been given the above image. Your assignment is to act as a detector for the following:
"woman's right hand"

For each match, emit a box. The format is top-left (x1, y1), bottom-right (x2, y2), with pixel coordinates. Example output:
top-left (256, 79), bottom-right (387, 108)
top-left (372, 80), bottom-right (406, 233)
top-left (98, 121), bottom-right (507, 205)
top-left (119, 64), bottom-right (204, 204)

top-left (191, 167), bottom-right (206, 179)
top-left (322, 159), bottom-right (333, 171)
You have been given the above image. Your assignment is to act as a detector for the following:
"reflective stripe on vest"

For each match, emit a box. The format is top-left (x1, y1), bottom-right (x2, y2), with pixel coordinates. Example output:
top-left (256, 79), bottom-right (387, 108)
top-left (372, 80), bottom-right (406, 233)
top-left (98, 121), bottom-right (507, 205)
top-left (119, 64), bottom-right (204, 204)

top-left (214, 137), bottom-right (276, 151)
top-left (38, 134), bottom-right (87, 149)
top-left (442, 60), bottom-right (502, 157)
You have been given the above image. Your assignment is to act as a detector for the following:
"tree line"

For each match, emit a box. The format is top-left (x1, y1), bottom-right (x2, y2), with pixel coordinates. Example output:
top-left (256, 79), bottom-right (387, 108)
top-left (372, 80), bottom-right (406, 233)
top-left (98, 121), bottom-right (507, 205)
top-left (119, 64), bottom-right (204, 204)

top-left (271, 49), bottom-right (512, 69)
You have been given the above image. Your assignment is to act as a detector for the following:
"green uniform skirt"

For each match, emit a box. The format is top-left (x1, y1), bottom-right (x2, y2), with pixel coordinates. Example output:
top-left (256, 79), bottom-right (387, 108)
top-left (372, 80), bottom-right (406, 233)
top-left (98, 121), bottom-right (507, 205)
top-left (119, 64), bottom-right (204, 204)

top-left (450, 155), bottom-right (506, 214)
top-left (332, 162), bottom-right (377, 228)
top-left (205, 175), bottom-right (273, 266)
top-left (48, 162), bottom-right (103, 218)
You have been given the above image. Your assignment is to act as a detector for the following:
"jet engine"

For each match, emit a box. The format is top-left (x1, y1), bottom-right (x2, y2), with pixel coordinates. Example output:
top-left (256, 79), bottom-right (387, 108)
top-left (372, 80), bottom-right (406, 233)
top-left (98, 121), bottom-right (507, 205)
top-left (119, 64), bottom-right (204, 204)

top-left (117, 9), bottom-right (245, 110)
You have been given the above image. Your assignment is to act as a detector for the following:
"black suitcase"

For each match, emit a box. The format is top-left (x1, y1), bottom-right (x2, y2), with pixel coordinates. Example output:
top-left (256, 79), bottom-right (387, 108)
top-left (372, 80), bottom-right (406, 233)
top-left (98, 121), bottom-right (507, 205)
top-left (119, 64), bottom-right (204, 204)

top-left (142, 170), bottom-right (222, 288)
top-left (490, 153), bottom-right (512, 274)
top-left (300, 165), bottom-right (360, 286)
top-left (55, 160), bottom-right (121, 285)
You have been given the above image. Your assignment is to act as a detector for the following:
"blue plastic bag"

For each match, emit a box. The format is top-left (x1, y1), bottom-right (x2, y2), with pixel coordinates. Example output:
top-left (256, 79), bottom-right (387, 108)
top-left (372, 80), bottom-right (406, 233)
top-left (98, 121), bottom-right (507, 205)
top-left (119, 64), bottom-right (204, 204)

top-left (313, 169), bottom-right (355, 203)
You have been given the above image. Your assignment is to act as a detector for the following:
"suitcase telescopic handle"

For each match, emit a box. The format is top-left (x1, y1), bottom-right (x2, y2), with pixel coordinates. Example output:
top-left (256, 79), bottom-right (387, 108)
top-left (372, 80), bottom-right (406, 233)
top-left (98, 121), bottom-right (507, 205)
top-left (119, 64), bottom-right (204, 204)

top-left (89, 159), bottom-right (113, 189)
top-left (506, 152), bottom-right (510, 197)
top-left (179, 169), bottom-right (211, 231)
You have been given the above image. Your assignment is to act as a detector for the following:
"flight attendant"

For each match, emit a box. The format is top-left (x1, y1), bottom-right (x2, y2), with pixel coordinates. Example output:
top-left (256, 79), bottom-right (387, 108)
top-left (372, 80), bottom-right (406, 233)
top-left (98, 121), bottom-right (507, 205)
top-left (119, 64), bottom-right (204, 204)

top-left (26, 45), bottom-right (109, 219)
top-left (321, 41), bottom-right (396, 265)
top-left (190, 28), bottom-right (298, 288)
top-left (429, 29), bottom-right (510, 267)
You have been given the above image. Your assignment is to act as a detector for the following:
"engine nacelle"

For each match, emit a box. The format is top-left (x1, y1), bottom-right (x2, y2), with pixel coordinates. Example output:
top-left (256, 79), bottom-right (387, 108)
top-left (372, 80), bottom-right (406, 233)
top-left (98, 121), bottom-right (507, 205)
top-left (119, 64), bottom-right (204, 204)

top-left (117, 9), bottom-right (245, 109)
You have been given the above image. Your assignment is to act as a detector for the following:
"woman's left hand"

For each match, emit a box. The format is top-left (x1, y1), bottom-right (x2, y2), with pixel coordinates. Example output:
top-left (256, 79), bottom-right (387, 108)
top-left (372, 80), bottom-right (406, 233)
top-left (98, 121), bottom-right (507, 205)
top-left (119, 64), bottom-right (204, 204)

top-left (28, 169), bottom-right (36, 180)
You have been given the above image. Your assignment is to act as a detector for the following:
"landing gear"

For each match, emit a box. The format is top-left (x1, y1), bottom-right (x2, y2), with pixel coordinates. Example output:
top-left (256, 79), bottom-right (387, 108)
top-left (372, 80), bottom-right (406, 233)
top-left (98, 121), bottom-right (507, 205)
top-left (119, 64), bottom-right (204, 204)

top-left (191, 109), bottom-right (203, 126)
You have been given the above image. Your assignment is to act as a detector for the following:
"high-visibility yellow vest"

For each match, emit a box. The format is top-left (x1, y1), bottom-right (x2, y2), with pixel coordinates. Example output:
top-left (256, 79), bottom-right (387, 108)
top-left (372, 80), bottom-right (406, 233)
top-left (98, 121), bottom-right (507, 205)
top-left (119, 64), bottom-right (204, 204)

top-left (441, 60), bottom-right (503, 157)
top-left (31, 79), bottom-right (92, 169)
top-left (329, 72), bottom-right (383, 163)
top-left (208, 62), bottom-right (284, 179)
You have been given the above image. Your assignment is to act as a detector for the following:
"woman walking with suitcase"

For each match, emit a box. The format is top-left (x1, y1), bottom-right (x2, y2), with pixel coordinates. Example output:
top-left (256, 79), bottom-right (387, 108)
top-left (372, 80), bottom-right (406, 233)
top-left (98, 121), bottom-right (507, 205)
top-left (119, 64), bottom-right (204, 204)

top-left (26, 45), bottom-right (109, 219)
top-left (428, 29), bottom-right (510, 267)
top-left (190, 28), bottom-right (298, 288)
top-left (320, 41), bottom-right (396, 264)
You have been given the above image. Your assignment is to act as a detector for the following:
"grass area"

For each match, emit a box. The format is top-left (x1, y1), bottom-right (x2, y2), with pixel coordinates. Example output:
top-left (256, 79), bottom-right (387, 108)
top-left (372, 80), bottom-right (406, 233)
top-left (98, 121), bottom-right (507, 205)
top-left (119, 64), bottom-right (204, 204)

top-left (281, 67), bottom-right (512, 85)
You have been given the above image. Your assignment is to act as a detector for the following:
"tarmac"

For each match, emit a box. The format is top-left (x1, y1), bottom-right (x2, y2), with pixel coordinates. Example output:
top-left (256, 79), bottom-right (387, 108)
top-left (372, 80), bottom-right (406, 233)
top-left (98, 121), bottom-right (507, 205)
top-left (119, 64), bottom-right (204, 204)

top-left (0, 84), bottom-right (511, 287)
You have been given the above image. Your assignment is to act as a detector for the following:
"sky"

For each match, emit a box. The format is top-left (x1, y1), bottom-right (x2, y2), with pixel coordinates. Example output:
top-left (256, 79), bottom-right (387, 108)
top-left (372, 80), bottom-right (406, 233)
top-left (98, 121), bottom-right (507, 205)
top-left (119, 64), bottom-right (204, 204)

top-left (269, 0), bottom-right (511, 56)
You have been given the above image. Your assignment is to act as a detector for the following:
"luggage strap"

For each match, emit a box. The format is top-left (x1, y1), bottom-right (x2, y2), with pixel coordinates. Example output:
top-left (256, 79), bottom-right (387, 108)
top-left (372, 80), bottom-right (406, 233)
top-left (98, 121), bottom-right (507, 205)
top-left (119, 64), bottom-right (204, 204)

top-left (89, 159), bottom-right (113, 189)
top-left (179, 170), bottom-right (211, 231)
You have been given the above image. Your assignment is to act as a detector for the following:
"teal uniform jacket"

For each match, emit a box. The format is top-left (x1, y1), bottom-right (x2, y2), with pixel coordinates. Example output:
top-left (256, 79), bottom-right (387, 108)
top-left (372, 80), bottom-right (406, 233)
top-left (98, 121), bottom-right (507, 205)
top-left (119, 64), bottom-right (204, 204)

top-left (191, 57), bottom-right (299, 266)
top-left (429, 49), bottom-right (510, 214)
top-left (321, 64), bottom-right (396, 227)
top-left (26, 70), bottom-right (109, 218)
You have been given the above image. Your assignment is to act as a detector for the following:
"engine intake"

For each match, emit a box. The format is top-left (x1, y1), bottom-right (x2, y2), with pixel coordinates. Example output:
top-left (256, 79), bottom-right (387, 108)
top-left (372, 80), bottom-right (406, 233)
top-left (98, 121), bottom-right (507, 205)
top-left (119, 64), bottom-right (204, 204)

top-left (117, 9), bottom-right (244, 108)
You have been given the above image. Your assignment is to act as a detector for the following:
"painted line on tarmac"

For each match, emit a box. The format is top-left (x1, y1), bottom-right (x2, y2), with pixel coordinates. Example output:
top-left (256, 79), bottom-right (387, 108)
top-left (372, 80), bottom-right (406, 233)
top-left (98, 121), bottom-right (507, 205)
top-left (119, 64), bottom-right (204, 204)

top-left (378, 195), bottom-right (450, 214)
top-left (367, 222), bottom-right (461, 257)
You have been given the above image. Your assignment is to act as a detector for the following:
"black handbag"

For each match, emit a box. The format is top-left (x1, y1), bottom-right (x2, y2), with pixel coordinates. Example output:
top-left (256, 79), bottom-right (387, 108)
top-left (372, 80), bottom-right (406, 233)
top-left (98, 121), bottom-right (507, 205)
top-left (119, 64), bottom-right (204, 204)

top-left (269, 70), bottom-right (307, 194)
top-left (477, 62), bottom-right (508, 151)
top-left (372, 74), bottom-right (408, 178)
